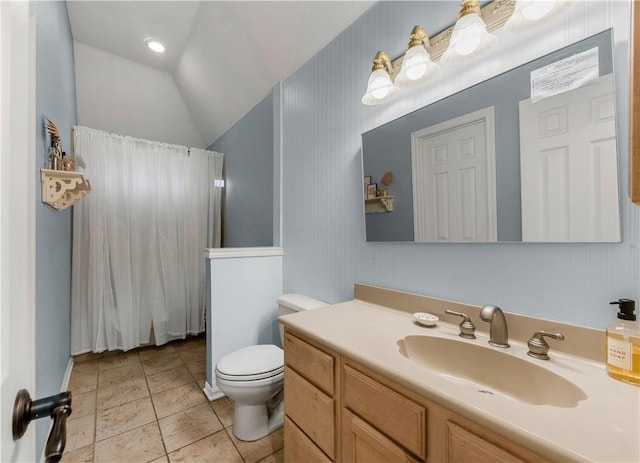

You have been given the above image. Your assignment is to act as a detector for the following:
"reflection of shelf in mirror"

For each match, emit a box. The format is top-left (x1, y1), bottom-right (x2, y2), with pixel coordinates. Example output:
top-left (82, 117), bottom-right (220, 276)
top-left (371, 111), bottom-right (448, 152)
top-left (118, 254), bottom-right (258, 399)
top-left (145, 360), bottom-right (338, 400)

top-left (40, 169), bottom-right (91, 210)
top-left (365, 196), bottom-right (394, 214)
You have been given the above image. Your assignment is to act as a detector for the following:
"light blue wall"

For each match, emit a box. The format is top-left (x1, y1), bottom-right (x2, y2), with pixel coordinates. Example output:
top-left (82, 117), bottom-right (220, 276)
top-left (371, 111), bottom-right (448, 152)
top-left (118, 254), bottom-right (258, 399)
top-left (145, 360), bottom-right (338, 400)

top-left (278, 1), bottom-right (639, 330)
top-left (210, 93), bottom-right (274, 247)
top-left (33, 1), bottom-right (76, 456)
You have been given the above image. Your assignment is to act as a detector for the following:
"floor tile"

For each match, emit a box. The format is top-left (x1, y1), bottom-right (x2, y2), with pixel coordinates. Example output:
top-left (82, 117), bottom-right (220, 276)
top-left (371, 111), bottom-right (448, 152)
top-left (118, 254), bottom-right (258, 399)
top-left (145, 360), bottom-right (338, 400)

top-left (152, 382), bottom-right (207, 419)
top-left (167, 431), bottom-right (243, 463)
top-left (258, 448), bottom-right (284, 463)
top-left (96, 376), bottom-right (149, 411)
top-left (93, 422), bottom-right (165, 463)
top-left (184, 357), bottom-right (206, 377)
top-left (68, 370), bottom-right (98, 395)
top-left (191, 371), bottom-right (207, 389)
top-left (98, 351), bottom-right (140, 372)
top-left (65, 414), bottom-right (95, 452)
top-left (147, 365), bottom-right (195, 394)
top-left (60, 444), bottom-right (93, 463)
top-left (142, 353), bottom-right (185, 376)
top-left (173, 337), bottom-right (205, 353)
top-left (177, 344), bottom-right (205, 363)
top-left (62, 336), bottom-right (288, 463)
top-left (139, 343), bottom-right (177, 362)
top-left (98, 362), bottom-right (145, 387)
top-left (70, 390), bottom-right (96, 419)
top-left (158, 403), bottom-right (223, 452)
top-left (227, 427), bottom-right (284, 463)
top-left (96, 396), bottom-right (156, 441)
top-left (72, 360), bottom-right (99, 376)
top-left (210, 396), bottom-right (234, 428)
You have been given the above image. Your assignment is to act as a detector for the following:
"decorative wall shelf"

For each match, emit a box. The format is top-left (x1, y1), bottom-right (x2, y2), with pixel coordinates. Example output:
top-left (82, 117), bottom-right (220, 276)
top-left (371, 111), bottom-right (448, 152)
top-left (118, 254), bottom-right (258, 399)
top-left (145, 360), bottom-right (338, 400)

top-left (40, 169), bottom-right (91, 210)
top-left (365, 196), bottom-right (394, 214)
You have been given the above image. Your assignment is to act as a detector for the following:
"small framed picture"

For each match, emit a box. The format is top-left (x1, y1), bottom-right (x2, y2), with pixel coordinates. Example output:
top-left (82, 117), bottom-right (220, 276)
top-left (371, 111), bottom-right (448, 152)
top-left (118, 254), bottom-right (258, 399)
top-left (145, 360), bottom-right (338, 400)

top-left (367, 183), bottom-right (377, 199)
top-left (364, 176), bottom-right (372, 186)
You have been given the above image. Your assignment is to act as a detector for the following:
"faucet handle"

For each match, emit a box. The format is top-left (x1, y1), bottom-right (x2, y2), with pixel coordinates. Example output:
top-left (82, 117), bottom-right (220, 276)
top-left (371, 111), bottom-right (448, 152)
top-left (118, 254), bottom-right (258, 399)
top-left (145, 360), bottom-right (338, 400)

top-left (527, 331), bottom-right (565, 360)
top-left (444, 309), bottom-right (476, 339)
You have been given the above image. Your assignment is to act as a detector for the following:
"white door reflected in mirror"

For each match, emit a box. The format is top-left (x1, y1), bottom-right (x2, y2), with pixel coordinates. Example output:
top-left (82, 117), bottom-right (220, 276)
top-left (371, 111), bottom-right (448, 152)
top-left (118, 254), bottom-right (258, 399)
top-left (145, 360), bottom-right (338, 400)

top-left (519, 74), bottom-right (620, 242)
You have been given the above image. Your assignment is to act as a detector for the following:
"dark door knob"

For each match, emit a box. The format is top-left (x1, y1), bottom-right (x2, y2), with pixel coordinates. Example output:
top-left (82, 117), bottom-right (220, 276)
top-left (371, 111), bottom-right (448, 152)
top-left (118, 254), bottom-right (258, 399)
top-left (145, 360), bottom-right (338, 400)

top-left (13, 389), bottom-right (72, 463)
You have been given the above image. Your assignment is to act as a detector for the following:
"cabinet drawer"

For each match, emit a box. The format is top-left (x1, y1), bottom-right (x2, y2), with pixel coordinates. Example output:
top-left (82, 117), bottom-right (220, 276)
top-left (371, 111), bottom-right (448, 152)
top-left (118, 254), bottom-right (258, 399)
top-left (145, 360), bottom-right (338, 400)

top-left (284, 366), bottom-right (335, 459)
top-left (343, 364), bottom-right (426, 459)
top-left (284, 331), bottom-right (334, 395)
top-left (447, 421), bottom-right (528, 463)
top-left (284, 416), bottom-right (332, 463)
top-left (342, 409), bottom-right (421, 463)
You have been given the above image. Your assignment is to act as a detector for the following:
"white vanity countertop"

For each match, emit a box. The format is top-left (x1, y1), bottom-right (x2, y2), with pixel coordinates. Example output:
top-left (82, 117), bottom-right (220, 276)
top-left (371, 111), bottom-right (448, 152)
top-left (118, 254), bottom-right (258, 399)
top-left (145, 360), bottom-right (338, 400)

top-left (279, 299), bottom-right (640, 463)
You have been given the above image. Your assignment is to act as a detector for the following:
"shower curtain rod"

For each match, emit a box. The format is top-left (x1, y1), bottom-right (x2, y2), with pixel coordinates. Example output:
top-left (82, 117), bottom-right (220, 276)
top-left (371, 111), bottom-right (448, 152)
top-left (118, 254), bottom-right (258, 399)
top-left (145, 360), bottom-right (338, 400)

top-left (71, 126), bottom-right (222, 157)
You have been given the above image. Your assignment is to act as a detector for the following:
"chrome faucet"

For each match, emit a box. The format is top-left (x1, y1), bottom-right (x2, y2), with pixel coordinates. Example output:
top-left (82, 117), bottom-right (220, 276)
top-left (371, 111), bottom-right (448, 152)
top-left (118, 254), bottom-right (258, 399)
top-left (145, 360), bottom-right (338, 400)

top-left (479, 305), bottom-right (510, 348)
top-left (444, 309), bottom-right (476, 339)
top-left (527, 331), bottom-right (565, 360)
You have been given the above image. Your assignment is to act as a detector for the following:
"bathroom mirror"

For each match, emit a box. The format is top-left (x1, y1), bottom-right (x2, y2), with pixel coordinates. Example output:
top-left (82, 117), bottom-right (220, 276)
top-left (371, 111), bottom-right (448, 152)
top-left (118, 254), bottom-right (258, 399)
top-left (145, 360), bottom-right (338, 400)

top-left (362, 30), bottom-right (621, 243)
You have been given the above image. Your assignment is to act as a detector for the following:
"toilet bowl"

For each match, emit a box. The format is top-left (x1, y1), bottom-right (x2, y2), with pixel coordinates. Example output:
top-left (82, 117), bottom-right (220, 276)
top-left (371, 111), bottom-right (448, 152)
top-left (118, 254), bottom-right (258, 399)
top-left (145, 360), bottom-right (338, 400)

top-left (215, 344), bottom-right (284, 441)
top-left (215, 293), bottom-right (327, 441)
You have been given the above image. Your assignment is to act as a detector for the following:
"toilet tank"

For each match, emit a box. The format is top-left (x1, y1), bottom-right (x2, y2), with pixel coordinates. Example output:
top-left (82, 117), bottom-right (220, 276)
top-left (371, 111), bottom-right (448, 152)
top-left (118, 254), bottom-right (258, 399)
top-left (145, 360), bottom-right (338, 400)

top-left (277, 293), bottom-right (327, 343)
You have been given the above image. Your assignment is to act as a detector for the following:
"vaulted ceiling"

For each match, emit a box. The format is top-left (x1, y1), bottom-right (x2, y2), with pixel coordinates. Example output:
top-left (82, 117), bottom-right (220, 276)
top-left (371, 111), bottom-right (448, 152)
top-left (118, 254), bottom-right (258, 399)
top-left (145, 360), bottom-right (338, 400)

top-left (67, 1), bottom-right (374, 146)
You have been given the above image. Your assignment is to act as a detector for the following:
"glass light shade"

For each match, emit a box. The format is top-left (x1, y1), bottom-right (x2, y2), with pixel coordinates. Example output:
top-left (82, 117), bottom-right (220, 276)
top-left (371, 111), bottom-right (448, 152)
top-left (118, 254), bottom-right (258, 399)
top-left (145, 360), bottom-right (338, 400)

top-left (395, 45), bottom-right (440, 88)
top-left (504, 1), bottom-right (573, 33)
top-left (441, 13), bottom-right (497, 63)
top-left (361, 69), bottom-right (398, 105)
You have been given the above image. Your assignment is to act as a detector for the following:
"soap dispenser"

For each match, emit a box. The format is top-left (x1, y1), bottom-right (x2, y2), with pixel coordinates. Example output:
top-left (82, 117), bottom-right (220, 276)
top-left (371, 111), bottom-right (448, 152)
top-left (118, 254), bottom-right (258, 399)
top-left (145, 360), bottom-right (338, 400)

top-left (606, 299), bottom-right (640, 386)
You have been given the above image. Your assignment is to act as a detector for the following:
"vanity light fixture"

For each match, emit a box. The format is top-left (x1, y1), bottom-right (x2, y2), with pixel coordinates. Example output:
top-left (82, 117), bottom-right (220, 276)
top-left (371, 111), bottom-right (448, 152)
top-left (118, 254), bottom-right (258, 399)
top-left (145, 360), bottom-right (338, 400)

top-left (395, 26), bottom-right (440, 88)
top-left (144, 38), bottom-right (166, 54)
top-left (361, 0), bottom-right (516, 106)
top-left (503, 0), bottom-right (573, 33)
top-left (361, 51), bottom-right (398, 105)
top-left (441, 0), bottom-right (497, 63)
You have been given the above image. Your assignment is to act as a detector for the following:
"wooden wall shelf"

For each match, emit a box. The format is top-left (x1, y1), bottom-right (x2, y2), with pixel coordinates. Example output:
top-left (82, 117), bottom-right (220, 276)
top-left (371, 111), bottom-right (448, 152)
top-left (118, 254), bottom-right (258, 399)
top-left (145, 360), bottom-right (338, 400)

top-left (365, 196), bottom-right (394, 214)
top-left (40, 169), bottom-right (91, 210)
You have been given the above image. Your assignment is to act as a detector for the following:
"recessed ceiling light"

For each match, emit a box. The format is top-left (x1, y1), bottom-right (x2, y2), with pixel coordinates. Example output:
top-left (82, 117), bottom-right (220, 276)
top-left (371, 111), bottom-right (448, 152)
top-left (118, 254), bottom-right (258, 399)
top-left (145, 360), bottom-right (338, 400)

top-left (144, 38), bottom-right (165, 54)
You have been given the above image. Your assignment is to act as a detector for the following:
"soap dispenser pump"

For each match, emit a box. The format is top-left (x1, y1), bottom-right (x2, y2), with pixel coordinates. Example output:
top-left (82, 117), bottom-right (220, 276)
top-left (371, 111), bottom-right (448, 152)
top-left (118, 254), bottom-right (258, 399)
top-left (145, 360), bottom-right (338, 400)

top-left (606, 299), bottom-right (640, 386)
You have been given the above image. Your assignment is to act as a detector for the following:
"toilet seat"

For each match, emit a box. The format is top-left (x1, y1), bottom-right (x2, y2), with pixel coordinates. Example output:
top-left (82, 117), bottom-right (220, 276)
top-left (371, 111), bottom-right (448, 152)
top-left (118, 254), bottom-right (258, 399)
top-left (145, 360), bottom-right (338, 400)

top-left (216, 344), bottom-right (283, 381)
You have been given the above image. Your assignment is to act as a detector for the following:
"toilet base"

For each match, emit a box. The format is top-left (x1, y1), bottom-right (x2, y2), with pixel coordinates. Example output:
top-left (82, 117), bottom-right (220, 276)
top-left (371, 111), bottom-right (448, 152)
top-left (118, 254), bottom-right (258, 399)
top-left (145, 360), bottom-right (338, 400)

top-left (232, 400), bottom-right (284, 441)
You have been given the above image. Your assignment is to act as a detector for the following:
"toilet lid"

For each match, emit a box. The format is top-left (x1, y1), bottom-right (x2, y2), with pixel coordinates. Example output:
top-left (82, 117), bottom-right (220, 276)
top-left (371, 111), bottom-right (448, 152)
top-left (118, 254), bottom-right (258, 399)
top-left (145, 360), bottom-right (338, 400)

top-left (216, 345), bottom-right (284, 379)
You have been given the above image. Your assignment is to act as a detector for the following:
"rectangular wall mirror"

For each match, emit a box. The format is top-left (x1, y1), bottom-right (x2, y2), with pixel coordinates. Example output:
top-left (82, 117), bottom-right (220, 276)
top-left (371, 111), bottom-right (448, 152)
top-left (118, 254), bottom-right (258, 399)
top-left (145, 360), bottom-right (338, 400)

top-left (362, 29), bottom-right (621, 243)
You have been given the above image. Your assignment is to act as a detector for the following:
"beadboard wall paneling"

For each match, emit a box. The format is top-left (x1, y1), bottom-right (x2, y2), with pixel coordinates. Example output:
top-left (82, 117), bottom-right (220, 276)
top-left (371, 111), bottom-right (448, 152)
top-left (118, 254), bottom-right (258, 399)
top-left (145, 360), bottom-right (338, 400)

top-left (281, 0), bottom-right (637, 329)
top-left (33, 1), bottom-right (77, 456)
top-left (210, 92), bottom-right (274, 247)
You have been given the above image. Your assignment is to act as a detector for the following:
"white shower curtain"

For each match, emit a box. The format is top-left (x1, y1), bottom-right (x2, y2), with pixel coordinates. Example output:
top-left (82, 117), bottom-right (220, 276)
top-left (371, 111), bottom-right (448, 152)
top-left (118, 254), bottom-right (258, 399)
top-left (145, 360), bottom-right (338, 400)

top-left (70, 126), bottom-right (223, 354)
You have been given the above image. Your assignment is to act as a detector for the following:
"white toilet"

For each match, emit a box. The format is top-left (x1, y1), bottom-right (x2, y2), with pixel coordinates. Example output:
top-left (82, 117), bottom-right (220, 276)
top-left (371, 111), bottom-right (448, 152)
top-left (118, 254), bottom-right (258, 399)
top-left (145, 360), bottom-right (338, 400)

top-left (215, 293), bottom-right (327, 441)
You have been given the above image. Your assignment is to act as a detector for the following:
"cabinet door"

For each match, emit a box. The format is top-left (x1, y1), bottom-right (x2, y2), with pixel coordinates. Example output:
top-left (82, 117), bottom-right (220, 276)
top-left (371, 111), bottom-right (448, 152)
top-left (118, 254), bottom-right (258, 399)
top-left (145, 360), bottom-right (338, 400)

top-left (284, 416), bottom-right (332, 463)
top-left (343, 364), bottom-right (426, 458)
top-left (342, 410), bottom-right (421, 463)
top-left (447, 421), bottom-right (527, 463)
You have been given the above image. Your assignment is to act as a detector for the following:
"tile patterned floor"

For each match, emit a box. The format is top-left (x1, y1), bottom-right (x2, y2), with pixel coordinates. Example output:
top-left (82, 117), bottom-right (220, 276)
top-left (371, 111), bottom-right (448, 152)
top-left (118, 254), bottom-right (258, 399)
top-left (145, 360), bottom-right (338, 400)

top-left (61, 337), bottom-right (284, 463)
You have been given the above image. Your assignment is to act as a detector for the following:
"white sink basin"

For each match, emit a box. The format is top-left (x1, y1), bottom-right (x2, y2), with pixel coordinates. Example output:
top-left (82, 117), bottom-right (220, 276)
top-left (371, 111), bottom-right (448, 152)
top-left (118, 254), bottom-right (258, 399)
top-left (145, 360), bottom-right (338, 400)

top-left (400, 335), bottom-right (587, 408)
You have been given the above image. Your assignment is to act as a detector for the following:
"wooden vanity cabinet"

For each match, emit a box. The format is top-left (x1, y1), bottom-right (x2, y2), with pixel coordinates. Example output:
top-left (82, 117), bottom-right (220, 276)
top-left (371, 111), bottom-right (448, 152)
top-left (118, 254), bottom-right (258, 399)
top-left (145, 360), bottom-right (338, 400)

top-left (283, 329), bottom-right (340, 462)
top-left (283, 329), bottom-right (552, 463)
top-left (341, 360), bottom-right (551, 463)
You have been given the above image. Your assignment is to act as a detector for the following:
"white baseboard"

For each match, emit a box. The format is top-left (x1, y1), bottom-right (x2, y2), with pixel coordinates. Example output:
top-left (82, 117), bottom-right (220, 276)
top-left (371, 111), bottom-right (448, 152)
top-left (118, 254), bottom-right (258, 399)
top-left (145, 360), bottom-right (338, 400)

top-left (204, 381), bottom-right (225, 401)
top-left (61, 357), bottom-right (73, 391)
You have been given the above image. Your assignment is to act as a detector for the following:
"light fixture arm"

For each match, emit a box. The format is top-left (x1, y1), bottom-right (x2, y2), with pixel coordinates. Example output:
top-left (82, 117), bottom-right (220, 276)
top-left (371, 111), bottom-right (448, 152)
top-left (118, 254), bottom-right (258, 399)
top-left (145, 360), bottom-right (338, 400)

top-left (371, 51), bottom-right (392, 73)
top-left (407, 25), bottom-right (430, 51)
top-left (458, 0), bottom-right (481, 19)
